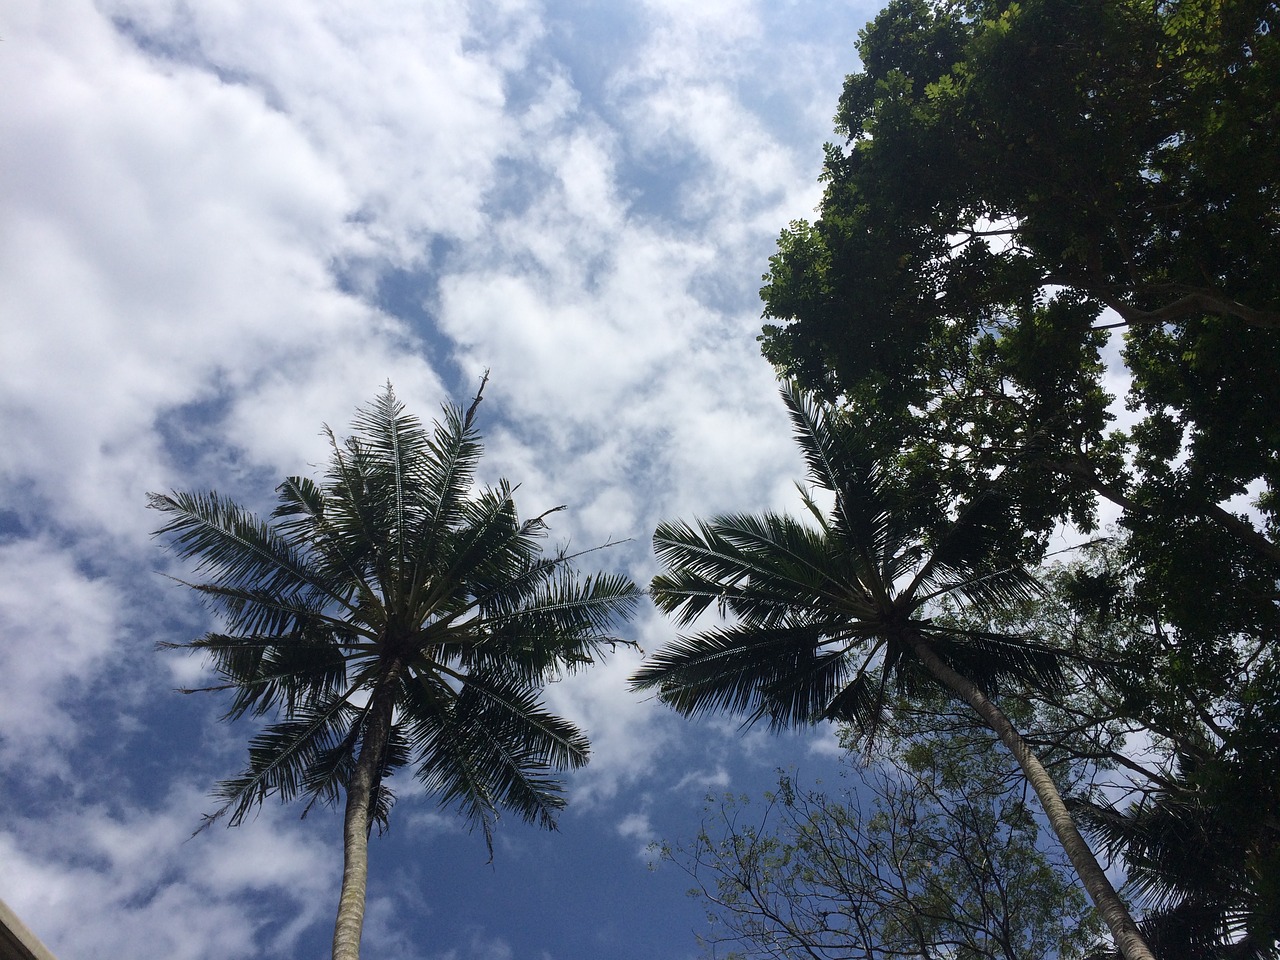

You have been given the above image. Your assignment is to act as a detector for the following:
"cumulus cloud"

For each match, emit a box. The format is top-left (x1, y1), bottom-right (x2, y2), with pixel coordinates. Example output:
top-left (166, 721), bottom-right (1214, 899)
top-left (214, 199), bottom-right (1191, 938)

top-left (615, 811), bottom-right (658, 861)
top-left (0, 785), bottom-right (333, 960)
top-left (0, 0), bottom-right (437, 539)
top-left (542, 638), bottom-right (675, 808)
top-left (670, 766), bottom-right (731, 794)
top-left (99, 0), bottom-right (539, 259)
top-left (0, 539), bottom-right (123, 772)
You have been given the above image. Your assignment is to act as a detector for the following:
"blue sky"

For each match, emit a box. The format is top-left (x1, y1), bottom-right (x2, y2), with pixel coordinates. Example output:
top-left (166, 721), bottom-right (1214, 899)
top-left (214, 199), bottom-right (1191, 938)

top-left (0, 1), bottom-right (885, 957)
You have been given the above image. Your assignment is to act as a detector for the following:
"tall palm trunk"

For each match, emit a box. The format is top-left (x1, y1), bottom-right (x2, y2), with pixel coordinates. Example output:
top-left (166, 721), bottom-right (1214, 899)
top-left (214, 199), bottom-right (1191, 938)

top-left (332, 664), bottom-right (401, 960)
top-left (905, 632), bottom-right (1157, 960)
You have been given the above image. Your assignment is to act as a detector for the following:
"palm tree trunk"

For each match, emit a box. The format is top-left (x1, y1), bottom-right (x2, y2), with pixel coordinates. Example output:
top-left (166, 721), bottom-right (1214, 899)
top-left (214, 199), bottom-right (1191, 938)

top-left (904, 632), bottom-right (1157, 960)
top-left (332, 667), bottom-right (400, 960)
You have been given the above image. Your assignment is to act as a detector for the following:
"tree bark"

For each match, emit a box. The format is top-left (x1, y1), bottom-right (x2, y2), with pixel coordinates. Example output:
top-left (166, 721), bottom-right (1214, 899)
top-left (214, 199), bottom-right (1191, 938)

top-left (904, 632), bottom-right (1157, 960)
top-left (332, 665), bottom-right (401, 960)
top-left (1098, 289), bottom-right (1280, 331)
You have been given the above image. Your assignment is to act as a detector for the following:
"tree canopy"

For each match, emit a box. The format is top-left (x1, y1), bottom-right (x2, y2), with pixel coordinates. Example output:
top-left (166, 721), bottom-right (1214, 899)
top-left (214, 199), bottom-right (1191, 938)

top-left (942, 544), bottom-right (1280, 960)
top-left (633, 384), bottom-right (1155, 960)
top-left (761, 0), bottom-right (1280, 567)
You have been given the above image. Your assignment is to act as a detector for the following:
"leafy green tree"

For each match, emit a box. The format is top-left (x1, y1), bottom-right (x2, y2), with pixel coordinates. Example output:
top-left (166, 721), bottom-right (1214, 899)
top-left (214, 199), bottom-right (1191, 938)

top-left (631, 384), bottom-right (1155, 960)
top-left (1076, 739), bottom-right (1280, 960)
top-left (151, 381), bottom-right (641, 960)
top-left (669, 703), bottom-right (1102, 960)
top-left (759, 0), bottom-right (1280, 607)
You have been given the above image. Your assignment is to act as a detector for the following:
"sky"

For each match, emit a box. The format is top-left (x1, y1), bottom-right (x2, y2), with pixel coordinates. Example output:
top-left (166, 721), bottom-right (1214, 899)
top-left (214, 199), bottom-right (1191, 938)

top-left (0, 1), bottom-right (888, 957)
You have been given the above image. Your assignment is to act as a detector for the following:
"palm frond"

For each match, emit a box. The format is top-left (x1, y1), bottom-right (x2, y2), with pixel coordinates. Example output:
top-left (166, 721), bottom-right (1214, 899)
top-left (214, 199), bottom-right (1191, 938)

top-left (422, 482), bottom-right (538, 615)
top-left (149, 491), bottom-right (353, 616)
top-left (1136, 900), bottom-right (1268, 960)
top-left (299, 717), bottom-right (364, 819)
top-left (780, 382), bottom-right (901, 582)
top-left (923, 624), bottom-right (1066, 697)
top-left (273, 474), bottom-right (382, 613)
top-left (318, 424), bottom-right (401, 600)
top-left (306, 720), bottom-right (413, 833)
top-left (468, 570), bottom-right (643, 679)
top-left (208, 692), bottom-right (361, 828)
top-left (652, 514), bottom-right (871, 627)
top-left (820, 658), bottom-right (898, 738)
top-left (1071, 773), bottom-right (1246, 913)
top-left (426, 506), bottom-right (635, 646)
top-left (412, 380), bottom-right (489, 566)
top-left (177, 581), bottom-right (361, 642)
top-left (271, 475), bottom-right (326, 541)
top-left (405, 668), bottom-right (588, 855)
top-left (347, 385), bottom-right (436, 602)
top-left (1085, 899), bottom-right (1274, 960)
top-left (903, 488), bottom-right (1029, 608)
top-left (202, 631), bottom-right (350, 720)
top-left (637, 381), bottom-right (1070, 743)
top-left (630, 621), bottom-right (876, 729)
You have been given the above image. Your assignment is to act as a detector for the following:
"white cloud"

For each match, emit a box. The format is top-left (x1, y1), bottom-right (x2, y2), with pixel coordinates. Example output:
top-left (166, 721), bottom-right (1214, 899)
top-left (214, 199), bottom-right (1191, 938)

top-left (670, 766), bottom-right (731, 794)
top-left (616, 810), bottom-right (660, 861)
top-left (0, 785), bottom-right (333, 960)
top-left (0, 0), bottom-right (420, 539)
top-left (542, 636), bottom-right (676, 807)
top-left (806, 726), bottom-right (845, 758)
top-left (405, 809), bottom-right (467, 838)
top-left (616, 811), bottom-right (653, 840)
top-left (0, 539), bottom-right (122, 771)
top-left (99, 0), bottom-right (538, 259)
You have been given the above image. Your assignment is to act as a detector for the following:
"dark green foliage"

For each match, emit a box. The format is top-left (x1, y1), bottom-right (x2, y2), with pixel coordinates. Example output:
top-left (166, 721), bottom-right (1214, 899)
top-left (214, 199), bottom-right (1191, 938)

top-left (152, 382), bottom-right (641, 845)
top-left (760, 0), bottom-right (1280, 579)
top-left (956, 542), bottom-right (1280, 960)
top-left (634, 389), bottom-right (1155, 957)
top-left (1075, 745), bottom-right (1280, 960)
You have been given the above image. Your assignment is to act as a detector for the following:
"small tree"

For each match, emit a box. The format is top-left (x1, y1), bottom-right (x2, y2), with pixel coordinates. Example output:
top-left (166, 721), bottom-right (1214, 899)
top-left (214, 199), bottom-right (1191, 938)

top-left (671, 702), bottom-right (1101, 960)
top-left (151, 380), bottom-right (641, 960)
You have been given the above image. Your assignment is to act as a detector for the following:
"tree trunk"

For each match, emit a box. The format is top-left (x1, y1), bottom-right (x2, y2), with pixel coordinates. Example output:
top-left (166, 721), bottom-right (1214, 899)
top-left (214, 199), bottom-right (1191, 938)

top-left (905, 632), bottom-right (1157, 960)
top-left (332, 666), bottom-right (400, 960)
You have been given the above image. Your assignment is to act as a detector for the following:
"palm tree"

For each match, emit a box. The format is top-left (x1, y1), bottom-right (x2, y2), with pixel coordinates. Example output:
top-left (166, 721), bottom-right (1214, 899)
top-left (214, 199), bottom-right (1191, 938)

top-left (630, 383), bottom-right (1156, 960)
top-left (151, 380), bottom-right (641, 960)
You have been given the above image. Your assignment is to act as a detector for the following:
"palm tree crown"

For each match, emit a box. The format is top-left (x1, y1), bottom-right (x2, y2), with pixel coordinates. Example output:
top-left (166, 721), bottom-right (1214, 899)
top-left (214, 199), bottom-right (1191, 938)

top-left (632, 382), bottom-right (1061, 737)
top-left (152, 380), bottom-right (641, 959)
